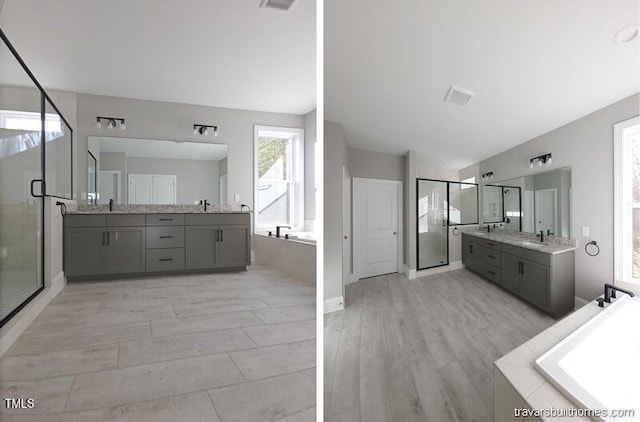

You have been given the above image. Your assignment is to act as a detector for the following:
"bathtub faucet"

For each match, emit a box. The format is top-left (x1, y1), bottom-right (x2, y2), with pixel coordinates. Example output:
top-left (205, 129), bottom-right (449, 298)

top-left (598, 283), bottom-right (635, 307)
top-left (275, 225), bottom-right (291, 238)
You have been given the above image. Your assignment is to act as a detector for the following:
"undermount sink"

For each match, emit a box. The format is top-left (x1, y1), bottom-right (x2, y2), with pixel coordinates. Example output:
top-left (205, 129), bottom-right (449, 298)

top-left (520, 241), bottom-right (544, 247)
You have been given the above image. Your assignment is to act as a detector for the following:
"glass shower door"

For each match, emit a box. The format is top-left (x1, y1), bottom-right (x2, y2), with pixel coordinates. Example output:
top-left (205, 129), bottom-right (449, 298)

top-left (417, 179), bottom-right (449, 269)
top-left (0, 32), bottom-right (45, 327)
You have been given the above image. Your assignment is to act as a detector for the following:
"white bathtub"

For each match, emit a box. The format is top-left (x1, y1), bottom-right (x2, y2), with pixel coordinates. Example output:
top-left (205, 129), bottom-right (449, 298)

top-left (535, 294), bottom-right (640, 421)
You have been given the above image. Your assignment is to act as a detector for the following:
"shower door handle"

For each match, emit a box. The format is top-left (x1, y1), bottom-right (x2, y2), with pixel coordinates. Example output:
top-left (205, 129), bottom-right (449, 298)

top-left (442, 219), bottom-right (447, 227)
top-left (30, 179), bottom-right (46, 198)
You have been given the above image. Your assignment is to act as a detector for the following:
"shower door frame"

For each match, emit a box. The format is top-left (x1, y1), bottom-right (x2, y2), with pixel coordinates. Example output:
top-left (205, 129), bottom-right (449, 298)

top-left (0, 29), bottom-right (74, 329)
top-left (416, 178), bottom-right (479, 271)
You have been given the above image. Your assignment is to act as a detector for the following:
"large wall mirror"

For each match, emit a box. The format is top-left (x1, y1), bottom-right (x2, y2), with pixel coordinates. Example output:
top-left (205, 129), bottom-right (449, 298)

top-left (483, 167), bottom-right (572, 237)
top-left (87, 136), bottom-right (228, 205)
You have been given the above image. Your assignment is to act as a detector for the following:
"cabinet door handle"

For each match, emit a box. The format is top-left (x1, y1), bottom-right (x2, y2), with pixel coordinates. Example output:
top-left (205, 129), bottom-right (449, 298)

top-left (215, 229), bottom-right (219, 242)
top-left (159, 218), bottom-right (173, 221)
top-left (102, 231), bottom-right (106, 246)
top-left (469, 245), bottom-right (473, 253)
top-left (159, 258), bottom-right (173, 262)
top-left (518, 262), bottom-right (524, 274)
top-left (220, 229), bottom-right (223, 242)
top-left (159, 236), bottom-right (173, 239)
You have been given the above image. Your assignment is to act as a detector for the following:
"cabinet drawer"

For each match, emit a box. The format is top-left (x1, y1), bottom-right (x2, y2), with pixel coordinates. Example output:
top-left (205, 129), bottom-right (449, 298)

top-left (146, 214), bottom-right (185, 226)
top-left (501, 244), bottom-right (550, 266)
top-left (107, 214), bottom-right (145, 227)
top-left (146, 248), bottom-right (185, 272)
top-left (481, 262), bottom-right (501, 284)
top-left (146, 226), bottom-right (185, 249)
top-left (64, 215), bottom-right (106, 228)
top-left (186, 213), bottom-right (250, 226)
top-left (482, 248), bottom-right (501, 267)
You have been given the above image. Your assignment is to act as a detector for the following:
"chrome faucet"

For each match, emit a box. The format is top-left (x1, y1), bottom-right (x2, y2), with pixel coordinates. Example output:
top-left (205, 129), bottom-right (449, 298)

top-left (276, 225), bottom-right (291, 238)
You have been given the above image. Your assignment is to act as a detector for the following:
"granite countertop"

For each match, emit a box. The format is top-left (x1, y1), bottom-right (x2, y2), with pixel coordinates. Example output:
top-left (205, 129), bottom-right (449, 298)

top-left (64, 204), bottom-right (251, 215)
top-left (494, 299), bottom-right (603, 421)
top-left (463, 230), bottom-right (575, 255)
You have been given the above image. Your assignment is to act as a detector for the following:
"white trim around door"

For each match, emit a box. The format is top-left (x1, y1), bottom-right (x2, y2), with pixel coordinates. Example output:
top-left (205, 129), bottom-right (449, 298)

top-left (353, 178), bottom-right (403, 281)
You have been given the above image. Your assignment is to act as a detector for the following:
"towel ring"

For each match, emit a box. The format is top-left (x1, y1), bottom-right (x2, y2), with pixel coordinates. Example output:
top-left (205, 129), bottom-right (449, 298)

top-left (585, 240), bottom-right (600, 257)
top-left (452, 227), bottom-right (460, 236)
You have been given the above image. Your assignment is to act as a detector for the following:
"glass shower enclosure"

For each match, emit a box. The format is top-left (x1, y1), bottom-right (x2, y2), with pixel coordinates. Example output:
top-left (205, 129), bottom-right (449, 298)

top-left (417, 179), bottom-right (478, 270)
top-left (0, 29), bottom-right (73, 328)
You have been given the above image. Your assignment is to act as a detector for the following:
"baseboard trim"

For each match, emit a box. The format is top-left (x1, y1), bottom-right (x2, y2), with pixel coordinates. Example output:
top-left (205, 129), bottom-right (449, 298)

top-left (404, 265), bottom-right (416, 280)
top-left (414, 260), bottom-right (463, 279)
top-left (324, 296), bottom-right (345, 314)
top-left (51, 272), bottom-right (66, 297)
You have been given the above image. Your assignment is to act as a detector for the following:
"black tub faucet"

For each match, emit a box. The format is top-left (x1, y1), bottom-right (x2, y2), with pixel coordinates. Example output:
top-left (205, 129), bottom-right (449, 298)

top-left (109, 198), bottom-right (114, 212)
top-left (597, 283), bottom-right (635, 307)
top-left (276, 225), bottom-right (291, 238)
top-left (200, 199), bottom-right (211, 211)
top-left (536, 230), bottom-right (544, 243)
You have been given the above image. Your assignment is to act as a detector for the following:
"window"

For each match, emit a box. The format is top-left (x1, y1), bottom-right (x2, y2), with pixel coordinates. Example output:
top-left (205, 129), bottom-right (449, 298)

top-left (614, 116), bottom-right (640, 284)
top-left (0, 109), bottom-right (61, 133)
top-left (254, 125), bottom-right (304, 229)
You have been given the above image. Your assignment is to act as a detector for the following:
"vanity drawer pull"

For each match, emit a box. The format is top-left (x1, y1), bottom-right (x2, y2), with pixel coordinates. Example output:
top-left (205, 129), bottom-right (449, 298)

top-left (159, 258), bottom-right (174, 262)
top-left (488, 242), bottom-right (496, 247)
top-left (488, 255), bottom-right (496, 259)
top-left (159, 236), bottom-right (174, 239)
top-left (159, 218), bottom-right (173, 221)
top-left (487, 270), bottom-right (496, 276)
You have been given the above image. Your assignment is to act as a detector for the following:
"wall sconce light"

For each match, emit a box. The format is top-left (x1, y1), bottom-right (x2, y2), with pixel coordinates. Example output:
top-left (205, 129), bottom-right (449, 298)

top-left (96, 116), bottom-right (125, 130)
top-left (529, 153), bottom-right (552, 168)
top-left (193, 124), bottom-right (219, 137)
top-left (481, 171), bottom-right (494, 182)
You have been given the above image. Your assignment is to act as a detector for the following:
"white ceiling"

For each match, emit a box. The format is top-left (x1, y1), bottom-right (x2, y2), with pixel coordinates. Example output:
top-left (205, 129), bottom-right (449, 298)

top-left (95, 137), bottom-right (228, 161)
top-left (0, 0), bottom-right (315, 115)
top-left (325, 0), bottom-right (640, 169)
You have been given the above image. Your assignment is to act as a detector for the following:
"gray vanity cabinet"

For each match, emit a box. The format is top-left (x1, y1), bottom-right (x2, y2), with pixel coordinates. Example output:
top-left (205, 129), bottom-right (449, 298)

top-left (185, 226), bottom-right (219, 270)
top-left (462, 232), bottom-right (573, 318)
top-left (64, 225), bottom-right (145, 276)
top-left (185, 224), bottom-right (250, 269)
top-left (217, 225), bottom-right (250, 267)
top-left (64, 227), bottom-right (107, 276)
top-left (105, 227), bottom-right (146, 274)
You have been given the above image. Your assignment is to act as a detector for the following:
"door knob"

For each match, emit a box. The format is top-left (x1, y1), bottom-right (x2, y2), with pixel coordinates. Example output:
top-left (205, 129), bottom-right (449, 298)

top-left (393, 231), bottom-right (398, 235)
top-left (344, 235), bottom-right (348, 239)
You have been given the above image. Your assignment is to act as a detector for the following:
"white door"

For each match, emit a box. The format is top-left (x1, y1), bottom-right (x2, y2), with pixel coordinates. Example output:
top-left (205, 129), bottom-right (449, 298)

top-left (129, 174), bottom-right (152, 204)
top-left (535, 188), bottom-right (557, 234)
top-left (354, 178), bottom-right (401, 279)
top-left (99, 171), bottom-right (120, 204)
top-left (342, 166), bottom-right (351, 294)
top-left (153, 175), bottom-right (176, 205)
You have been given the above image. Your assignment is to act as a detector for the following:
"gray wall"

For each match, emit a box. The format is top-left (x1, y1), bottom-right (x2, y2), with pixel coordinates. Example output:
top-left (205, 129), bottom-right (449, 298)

top-left (324, 120), bottom-right (349, 301)
top-left (348, 147), bottom-right (405, 181)
top-left (75, 94), bottom-right (305, 217)
top-left (476, 93), bottom-right (640, 299)
top-left (126, 157), bottom-right (220, 204)
top-left (304, 109), bottom-right (317, 221)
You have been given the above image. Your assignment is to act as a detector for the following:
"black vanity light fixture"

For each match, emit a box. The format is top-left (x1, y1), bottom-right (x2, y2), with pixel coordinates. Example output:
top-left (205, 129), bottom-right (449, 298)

top-left (96, 116), bottom-right (125, 130)
top-left (481, 171), bottom-right (494, 182)
top-left (530, 153), bottom-right (552, 168)
top-left (193, 124), bottom-right (219, 137)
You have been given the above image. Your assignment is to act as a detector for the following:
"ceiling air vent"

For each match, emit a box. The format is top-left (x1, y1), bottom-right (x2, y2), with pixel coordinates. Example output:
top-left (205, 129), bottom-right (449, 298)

top-left (259, 0), bottom-right (296, 11)
top-left (444, 85), bottom-right (476, 106)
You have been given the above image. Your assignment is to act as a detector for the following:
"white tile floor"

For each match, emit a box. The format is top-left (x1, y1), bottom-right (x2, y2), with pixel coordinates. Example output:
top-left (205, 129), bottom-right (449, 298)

top-left (0, 265), bottom-right (316, 422)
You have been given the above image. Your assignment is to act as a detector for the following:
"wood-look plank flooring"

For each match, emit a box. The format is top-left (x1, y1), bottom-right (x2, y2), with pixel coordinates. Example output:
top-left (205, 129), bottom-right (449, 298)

top-left (0, 264), bottom-right (315, 422)
top-left (324, 269), bottom-right (555, 422)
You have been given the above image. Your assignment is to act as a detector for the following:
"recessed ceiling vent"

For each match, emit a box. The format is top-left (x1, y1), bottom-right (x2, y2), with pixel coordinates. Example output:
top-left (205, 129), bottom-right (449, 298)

top-left (444, 85), bottom-right (476, 106)
top-left (259, 0), bottom-right (296, 11)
